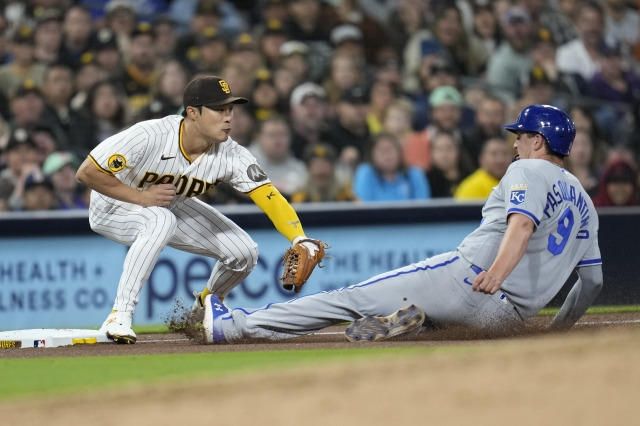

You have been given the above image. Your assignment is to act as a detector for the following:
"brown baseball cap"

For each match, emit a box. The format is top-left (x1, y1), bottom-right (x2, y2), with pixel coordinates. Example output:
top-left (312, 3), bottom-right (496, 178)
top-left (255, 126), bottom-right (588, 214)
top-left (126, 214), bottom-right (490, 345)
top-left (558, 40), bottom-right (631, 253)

top-left (182, 75), bottom-right (249, 116)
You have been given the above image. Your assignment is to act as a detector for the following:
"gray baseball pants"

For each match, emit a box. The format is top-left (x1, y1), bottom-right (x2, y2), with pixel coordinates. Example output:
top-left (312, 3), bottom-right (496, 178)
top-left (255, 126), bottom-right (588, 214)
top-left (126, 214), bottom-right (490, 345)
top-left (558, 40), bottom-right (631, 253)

top-left (218, 251), bottom-right (524, 341)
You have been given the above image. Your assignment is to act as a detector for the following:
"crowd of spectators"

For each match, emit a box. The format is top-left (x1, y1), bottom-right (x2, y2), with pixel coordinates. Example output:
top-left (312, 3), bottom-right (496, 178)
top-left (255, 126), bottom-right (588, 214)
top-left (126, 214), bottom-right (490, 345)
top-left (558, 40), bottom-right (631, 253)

top-left (0, 0), bottom-right (639, 212)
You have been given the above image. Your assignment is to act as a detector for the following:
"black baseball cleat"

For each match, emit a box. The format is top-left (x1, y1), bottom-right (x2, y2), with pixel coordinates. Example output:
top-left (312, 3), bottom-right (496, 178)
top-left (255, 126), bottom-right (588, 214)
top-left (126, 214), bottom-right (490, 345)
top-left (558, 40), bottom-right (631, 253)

top-left (345, 305), bottom-right (426, 342)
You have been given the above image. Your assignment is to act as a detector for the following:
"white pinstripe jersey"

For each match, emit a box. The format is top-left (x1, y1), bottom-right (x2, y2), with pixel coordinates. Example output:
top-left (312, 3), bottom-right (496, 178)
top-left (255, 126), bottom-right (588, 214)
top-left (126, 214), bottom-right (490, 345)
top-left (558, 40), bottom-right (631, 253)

top-left (458, 159), bottom-right (601, 318)
top-left (89, 115), bottom-right (271, 209)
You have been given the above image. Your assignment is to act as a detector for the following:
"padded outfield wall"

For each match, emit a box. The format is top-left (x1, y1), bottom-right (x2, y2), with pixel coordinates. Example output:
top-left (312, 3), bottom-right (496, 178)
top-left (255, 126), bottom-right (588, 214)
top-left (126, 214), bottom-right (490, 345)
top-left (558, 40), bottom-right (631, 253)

top-left (0, 201), bottom-right (637, 330)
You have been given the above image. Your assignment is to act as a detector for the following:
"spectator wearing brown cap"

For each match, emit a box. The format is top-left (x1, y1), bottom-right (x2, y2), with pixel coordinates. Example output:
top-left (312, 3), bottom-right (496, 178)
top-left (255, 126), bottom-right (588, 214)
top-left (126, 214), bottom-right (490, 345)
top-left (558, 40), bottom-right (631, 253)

top-left (174, 1), bottom-right (224, 68)
top-left (8, 81), bottom-right (46, 131)
top-left (253, 0), bottom-right (290, 31)
top-left (116, 22), bottom-right (160, 116)
top-left (70, 55), bottom-right (108, 111)
top-left (291, 143), bottom-right (356, 203)
top-left (0, 128), bottom-right (40, 210)
top-left (185, 26), bottom-right (229, 75)
top-left (0, 26), bottom-right (47, 100)
top-left (228, 32), bottom-right (265, 76)
top-left (248, 68), bottom-right (280, 122)
top-left (257, 19), bottom-right (290, 71)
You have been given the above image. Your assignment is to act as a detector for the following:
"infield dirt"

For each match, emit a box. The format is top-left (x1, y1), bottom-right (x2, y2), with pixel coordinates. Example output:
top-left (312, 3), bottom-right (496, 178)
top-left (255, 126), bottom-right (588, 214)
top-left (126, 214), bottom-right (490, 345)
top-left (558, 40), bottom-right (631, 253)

top-left (1, 312), bottom-right (639, 426)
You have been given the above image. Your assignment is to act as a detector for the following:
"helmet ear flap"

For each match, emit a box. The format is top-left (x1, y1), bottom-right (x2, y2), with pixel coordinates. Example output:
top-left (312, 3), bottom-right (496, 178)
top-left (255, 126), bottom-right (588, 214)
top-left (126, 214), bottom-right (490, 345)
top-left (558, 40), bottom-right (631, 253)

top-left (503, 104), bottom-right (575, 156)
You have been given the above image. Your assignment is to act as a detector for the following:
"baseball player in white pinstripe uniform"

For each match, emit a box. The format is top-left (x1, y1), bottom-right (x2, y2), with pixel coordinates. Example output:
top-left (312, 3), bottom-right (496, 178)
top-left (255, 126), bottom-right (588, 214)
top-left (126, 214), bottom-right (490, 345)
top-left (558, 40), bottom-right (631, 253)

top-left (77, 75), bottom-right (321, 344)
top-left (202, 105), bottom-right (604, 343)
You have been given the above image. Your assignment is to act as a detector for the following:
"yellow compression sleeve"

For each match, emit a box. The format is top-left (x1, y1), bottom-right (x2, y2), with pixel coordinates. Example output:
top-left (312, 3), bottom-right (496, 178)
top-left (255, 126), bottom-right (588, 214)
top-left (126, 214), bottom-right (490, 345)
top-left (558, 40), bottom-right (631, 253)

top-left (249, 184), bottom-right (305, 243)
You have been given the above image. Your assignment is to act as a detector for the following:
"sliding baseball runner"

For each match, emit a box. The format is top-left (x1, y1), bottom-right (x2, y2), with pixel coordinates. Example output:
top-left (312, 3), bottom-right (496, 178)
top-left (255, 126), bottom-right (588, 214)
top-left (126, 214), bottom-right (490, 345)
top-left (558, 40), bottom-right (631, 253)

top-left (200, 105), bottom-right (603, 343)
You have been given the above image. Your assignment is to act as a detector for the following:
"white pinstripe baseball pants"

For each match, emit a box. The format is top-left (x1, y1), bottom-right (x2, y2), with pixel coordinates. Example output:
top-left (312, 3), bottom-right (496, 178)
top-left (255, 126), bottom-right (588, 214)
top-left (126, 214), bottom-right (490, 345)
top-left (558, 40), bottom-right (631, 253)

top-left (89, 192), bottom-right (258, 313)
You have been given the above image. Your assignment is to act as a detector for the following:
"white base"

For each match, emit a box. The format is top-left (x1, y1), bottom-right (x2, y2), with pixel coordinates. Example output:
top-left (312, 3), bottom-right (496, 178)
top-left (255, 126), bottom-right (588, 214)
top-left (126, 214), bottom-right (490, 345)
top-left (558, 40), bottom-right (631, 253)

top-left (0, 328), bottom-right (110, 349)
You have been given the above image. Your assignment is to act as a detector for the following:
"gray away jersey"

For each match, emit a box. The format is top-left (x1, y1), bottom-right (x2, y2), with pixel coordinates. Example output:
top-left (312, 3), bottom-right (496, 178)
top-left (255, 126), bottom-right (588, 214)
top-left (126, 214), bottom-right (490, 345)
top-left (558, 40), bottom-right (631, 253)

top-left (457, 159), bottom-right (601, 318)
top-left (89, 115), bottom-right (271, 209)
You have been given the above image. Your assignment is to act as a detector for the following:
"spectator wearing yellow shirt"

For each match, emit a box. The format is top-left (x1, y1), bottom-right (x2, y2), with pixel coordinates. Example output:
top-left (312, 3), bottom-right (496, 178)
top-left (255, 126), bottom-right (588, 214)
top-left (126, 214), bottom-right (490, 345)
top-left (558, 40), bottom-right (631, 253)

top-left (454, 137), bottom-right (512, 200)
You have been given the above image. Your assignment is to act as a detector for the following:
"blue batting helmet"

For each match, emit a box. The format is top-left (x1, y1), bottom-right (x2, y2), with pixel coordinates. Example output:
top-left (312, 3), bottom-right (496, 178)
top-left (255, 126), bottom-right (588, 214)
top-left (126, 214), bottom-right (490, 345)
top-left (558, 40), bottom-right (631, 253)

top-left (503, 104), bottom-right (576, 156)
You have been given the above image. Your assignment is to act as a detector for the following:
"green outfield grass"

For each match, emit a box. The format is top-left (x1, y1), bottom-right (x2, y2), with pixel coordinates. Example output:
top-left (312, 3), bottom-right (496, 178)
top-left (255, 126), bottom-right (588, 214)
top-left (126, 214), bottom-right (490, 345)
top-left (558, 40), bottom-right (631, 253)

top-left (538, 304), bottom-right (640, 316)
top-left (0, 346), bottom-right (450, 402)
top-left (1, 306), bottom-right (637, 403)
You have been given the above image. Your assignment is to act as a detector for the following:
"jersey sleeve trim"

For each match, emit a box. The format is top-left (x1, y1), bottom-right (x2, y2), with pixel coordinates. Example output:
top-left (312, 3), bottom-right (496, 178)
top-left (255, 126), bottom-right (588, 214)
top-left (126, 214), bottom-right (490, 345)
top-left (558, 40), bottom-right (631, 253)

top-left (506, 207), bottom-right (541, 226)
top-left (88, 154), bottom-right (114, 176)
top-left (246, 182), bottom-right (272, 195)
top-left (177, 120), bottom-right (193, 163)
top-left (577, 258), bottom-right (602, 267)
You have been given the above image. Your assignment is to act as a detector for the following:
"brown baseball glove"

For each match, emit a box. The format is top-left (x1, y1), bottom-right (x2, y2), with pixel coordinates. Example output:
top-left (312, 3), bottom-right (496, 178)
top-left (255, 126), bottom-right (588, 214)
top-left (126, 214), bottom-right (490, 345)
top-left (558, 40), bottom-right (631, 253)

top-left (279, 238), bottom-right (329, 293)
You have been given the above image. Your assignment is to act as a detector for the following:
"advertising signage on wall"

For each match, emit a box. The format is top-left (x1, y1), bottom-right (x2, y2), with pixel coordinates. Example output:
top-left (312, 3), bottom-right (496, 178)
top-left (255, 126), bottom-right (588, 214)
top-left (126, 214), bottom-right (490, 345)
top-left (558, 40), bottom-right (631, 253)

top-left (0, 223), bottom-right (475, 330)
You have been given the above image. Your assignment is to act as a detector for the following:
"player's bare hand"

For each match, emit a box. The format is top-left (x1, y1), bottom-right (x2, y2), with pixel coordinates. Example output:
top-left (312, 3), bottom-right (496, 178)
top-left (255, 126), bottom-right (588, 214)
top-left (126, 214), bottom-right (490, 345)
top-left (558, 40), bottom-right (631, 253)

top-left (472, 271), bottom-right (502, 295)
top-left (140, 184), bottom-right (175, 207)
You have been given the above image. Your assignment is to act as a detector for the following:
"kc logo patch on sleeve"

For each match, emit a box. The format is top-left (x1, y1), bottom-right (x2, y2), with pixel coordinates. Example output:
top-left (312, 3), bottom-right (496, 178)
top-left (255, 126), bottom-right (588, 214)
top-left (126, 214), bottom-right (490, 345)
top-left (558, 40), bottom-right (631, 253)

top-left (509, 184), bottom-right (527, 205)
